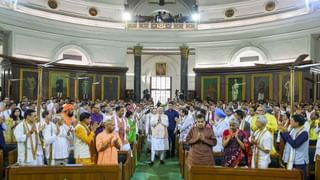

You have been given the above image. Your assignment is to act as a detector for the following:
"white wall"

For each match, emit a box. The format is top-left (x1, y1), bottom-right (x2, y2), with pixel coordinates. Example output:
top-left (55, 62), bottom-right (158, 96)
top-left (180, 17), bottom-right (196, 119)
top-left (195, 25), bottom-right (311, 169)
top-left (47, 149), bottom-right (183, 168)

top-left (126, 53), bottom-right (195, 97)
top-left (10, 30), bottom-right (127, 66)
top-left (195, 35), bottom-right (310, 67)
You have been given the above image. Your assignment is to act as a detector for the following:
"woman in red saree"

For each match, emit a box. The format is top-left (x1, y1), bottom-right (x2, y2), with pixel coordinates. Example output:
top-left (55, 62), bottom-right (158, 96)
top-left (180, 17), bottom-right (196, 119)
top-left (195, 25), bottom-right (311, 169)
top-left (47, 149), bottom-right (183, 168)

top-left (223, 118), bottom-right (251, 167)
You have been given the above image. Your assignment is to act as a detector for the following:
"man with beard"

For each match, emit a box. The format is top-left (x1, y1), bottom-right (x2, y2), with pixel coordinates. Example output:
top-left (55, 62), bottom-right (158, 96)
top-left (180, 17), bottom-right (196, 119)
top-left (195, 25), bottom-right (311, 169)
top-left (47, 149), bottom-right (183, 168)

top-left (112, 106), bottom-right (130, 151)
top-left (62, 104), bottom-right (76, 127)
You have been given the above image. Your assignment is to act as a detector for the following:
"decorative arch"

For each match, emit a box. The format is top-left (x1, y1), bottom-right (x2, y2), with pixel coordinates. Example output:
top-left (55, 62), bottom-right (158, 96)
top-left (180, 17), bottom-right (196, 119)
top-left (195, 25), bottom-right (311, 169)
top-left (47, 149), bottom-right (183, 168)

top-left (230, 46), bottom-right (268, 66)
top-left (53, 44), bottom-right (93, 65)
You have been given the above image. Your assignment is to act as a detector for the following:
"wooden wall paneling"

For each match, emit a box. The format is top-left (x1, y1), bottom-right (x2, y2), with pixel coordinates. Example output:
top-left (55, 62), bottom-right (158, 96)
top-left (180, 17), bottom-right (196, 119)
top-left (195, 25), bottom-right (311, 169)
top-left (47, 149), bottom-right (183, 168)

top-left (245, 74), bottom-right (250, 102)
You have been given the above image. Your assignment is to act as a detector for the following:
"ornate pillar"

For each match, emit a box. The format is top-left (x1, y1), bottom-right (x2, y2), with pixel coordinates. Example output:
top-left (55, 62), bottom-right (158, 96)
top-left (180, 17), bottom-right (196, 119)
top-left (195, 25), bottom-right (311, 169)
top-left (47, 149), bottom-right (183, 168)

top-left (133, 45), bottom-right (142, 102)
top-left (180, 46), bottom-right (189, 101)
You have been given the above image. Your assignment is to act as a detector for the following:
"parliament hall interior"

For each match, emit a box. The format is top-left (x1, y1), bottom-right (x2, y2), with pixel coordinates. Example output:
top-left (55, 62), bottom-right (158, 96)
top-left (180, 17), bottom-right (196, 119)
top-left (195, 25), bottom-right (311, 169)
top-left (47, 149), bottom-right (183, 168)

top-left (0, 0), bottom-right (320, 180)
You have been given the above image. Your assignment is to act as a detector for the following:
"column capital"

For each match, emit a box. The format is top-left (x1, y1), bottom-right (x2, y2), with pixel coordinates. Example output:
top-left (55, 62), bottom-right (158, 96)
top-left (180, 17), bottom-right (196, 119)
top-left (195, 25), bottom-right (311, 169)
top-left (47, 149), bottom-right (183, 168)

top-left (133, 46), bottom-right (143, 56)
top-left (180, 46), bottom-right (189, 59)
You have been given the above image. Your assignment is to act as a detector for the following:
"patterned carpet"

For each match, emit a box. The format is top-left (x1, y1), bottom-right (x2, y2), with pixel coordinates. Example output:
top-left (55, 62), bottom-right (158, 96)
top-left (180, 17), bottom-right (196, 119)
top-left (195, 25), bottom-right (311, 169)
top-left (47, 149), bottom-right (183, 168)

top-left (131, 148), bottom-right (183, 180)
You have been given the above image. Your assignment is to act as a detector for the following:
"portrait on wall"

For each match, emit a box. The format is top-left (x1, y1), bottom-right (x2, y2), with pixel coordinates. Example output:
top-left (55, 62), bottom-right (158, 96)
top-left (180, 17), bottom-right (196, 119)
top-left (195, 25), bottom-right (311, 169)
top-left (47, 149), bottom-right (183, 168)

top-left (201, 76), bottom-right (220, 101)
top-left (49, 71), bottom-right (70, 98)
top-left (102, 75), bottom-right (120, 100)
top-left (279, 72), bottom-right (302, 102)
top-left (251, 74), bottom-right (272, 101)
top-left (226, 75), bottom-right (245, 102)
top-left (156, 63), bottom-right (167, 76)
top-left (77, 74), bottom-right (96, 100)
top-left (20, 69), bottom-right (38, 100)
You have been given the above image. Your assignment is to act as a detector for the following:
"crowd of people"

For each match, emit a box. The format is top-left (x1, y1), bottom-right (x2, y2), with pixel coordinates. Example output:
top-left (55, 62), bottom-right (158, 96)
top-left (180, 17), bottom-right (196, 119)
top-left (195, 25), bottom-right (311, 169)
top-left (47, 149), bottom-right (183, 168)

top-left (0, 96), bottom-right (319, 180)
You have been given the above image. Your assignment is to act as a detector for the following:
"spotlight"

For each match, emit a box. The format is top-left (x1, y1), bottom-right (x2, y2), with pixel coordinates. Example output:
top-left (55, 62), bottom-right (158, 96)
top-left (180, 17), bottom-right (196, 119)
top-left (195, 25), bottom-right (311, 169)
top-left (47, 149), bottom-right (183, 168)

top-left (192, 13), bottom-right (199, 21)
top-left (122, 12), bottom-right (131, 21)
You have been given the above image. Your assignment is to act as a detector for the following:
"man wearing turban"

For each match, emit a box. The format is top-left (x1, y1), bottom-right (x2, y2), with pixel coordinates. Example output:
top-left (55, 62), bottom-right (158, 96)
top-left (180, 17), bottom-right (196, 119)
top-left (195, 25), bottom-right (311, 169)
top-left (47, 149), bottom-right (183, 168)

top-left (212, 108), bottom-right (229, 152)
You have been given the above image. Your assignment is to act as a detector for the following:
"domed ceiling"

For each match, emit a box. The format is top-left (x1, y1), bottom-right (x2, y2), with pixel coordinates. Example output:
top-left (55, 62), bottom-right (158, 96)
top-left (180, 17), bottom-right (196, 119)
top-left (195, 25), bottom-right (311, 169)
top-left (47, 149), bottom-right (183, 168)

top-left (0, 0), bottom-right (319, 30)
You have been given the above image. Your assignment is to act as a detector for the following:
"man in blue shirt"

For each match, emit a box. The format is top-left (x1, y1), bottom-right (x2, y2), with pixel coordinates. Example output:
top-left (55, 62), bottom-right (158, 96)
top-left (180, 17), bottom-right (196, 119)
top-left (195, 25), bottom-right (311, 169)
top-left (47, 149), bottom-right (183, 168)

top-left (164, 102), bottom-right (179, 157)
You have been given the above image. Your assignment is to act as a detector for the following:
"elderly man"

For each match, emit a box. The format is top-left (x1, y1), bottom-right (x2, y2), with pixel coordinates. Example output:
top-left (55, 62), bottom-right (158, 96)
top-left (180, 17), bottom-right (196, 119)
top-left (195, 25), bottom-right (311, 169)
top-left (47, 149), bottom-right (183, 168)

top-left (250, 115), bottom-right (272, 169)
top-left (149, 107), bottom-right (169, 166)
top-left (212, 108), bottom-right (229, 152)
top-left (251, 106), bottom-right (278, 154)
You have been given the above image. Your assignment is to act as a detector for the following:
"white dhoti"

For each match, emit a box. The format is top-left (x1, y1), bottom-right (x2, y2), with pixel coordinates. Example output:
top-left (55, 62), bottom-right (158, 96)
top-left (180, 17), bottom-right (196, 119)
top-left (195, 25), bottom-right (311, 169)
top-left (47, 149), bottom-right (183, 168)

top-left (151, 137), bottom-right (169, 151)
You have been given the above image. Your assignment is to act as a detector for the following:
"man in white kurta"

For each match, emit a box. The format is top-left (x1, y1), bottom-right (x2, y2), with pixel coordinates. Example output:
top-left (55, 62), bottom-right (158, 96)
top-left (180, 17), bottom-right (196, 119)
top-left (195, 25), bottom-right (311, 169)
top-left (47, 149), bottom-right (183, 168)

top-left (42, 113), bottom-right (71, 165)
top-left (212, 108), bottom-right (229, 152)
top-left (250, 115), bottom-right (272, 169)
top-left (178, 109), bottom-right (194, 143)
top-left (14, 109), bottom-right (44, 165)
top-left (41, 111), bottom-right (57, 165)
top-left (149, 107), bottom-right (169, 166)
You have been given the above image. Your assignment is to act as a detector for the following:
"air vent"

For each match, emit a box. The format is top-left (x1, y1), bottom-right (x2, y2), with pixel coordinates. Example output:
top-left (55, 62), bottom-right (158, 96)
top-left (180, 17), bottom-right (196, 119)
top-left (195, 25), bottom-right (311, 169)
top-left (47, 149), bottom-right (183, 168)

top-left (265, 1), bottom-right (276, 12)
top-left (239, 56), bottom-right (259, 62)
top-left (225, 8), bottom-right (235, 18)
top-left (48, 0), bottom-right (58, 9)
top-left (63, 54), bottom-right (82, 61)
top-left (89, 7), bottom-right (98, 16)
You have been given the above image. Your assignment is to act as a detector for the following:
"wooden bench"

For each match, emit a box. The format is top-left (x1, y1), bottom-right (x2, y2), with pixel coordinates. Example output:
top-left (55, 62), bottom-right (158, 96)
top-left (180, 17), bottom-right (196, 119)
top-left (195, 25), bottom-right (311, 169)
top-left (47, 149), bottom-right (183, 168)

top-left (7, 149), bottom-right (17, 166)
top-left (118, 150), bottom-right (132, 180)
top-left (178, 143), bottom-right (184, 177)
top-left (186, 164), bottom-right (303, 180)
top-left (184, 151), bottom-right (299, 180)
top-left (0, 150), bottom-right (3, 179)
top-left (5, 165), bottom-right (122, 180)
top-left (316, 155), bottom-right (320, 180)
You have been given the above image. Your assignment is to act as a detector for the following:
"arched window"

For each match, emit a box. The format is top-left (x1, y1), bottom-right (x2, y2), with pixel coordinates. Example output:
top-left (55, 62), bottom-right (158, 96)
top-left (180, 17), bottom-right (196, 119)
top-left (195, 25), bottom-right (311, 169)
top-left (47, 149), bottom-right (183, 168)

top-left (54, 45), bottom-right (91, 65)
top-left (230, 46), bottom-right (268, 66)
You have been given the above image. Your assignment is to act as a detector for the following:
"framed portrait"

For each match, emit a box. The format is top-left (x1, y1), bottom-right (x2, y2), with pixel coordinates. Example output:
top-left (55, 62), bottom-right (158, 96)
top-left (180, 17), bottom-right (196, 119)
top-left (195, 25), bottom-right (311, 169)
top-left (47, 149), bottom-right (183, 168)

top-left (19, 69), bottom-right (38, 100)
top-left (279, 72), bottom-right (302, 102)
top-left (101, 75), bottom-right (120, 100)
top-left (156, 63), bottom-right (167, 76)
top-left (76, 73), bottom-right (96, 100)
top-left (201, 76), bottom-right (220, 101)
top-left (251, 74), bottom-right (272, 101)
top-left (49, 71), bottom-right (70, 98)
top-left (225, 75), bottom-right (245, 102)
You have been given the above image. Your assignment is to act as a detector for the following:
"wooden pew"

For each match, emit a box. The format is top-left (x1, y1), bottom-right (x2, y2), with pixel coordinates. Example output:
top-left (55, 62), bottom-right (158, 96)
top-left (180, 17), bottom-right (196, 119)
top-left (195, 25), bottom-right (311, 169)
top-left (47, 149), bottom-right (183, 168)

top-left (132, 144), bottom-right (137, 173)
top-left (0, 150), bottom-right (3, 179)
top-left (178, 143), bottom-right (184, 177)
top-left (118, 151), bottom-right (132, 180)
top-left (186, 164), bottom-right (303, 180)
top-left (309, 145), bottom-right (317, 178)
top-left (184, 151), bottom-right (301, 180)
top-left (316, 155), bottom-right (320, 180)
top-left (5, 165), bottom-right (122, 180)
top-left (7, 149), bottom-right (16, 166)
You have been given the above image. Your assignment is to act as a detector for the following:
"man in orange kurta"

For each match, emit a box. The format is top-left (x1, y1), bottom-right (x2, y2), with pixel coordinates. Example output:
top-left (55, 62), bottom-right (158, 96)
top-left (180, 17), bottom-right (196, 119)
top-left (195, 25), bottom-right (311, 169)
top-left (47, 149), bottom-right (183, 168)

top-left (96, 120), bottom-right (122, 165)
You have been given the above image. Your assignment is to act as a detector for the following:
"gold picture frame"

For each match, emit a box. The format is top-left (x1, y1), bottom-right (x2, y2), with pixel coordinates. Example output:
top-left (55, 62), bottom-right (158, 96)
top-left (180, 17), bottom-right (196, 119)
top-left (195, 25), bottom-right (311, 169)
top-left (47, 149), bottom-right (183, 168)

top-left (101, 75), bottom-right (120, 100)
top-left (251, 74), bottom-right (272, 101)
top-left (201, 76), bottom-right (220, 101)
top-left (225, 75), bottom-right (246, 102)
top-left (19, 68), bottom-right (38, 100)
top-left (76, 73), bottom-right (96, 101)
top-left (156, 63), bottom-right (167, 76)
top-left (49, 71), bottom-right (70, 98)
top-left (279, 71), bottom-right (302, 102)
